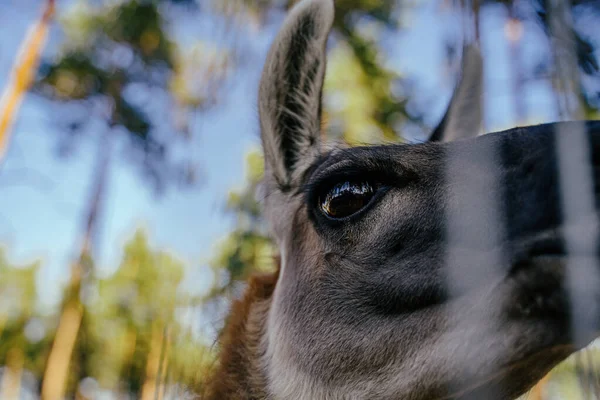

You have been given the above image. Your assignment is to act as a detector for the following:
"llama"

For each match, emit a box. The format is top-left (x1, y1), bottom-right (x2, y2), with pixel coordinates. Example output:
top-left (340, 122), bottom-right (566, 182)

top-left (205, 0), bottom-right (600, 398)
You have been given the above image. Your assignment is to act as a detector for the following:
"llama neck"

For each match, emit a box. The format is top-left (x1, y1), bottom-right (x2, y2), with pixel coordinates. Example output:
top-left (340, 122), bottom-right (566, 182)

top-left (205, 268), bottom-right (279, 400)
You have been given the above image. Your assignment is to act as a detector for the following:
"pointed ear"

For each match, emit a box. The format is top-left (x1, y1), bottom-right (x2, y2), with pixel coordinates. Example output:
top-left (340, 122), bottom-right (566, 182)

top-left (429, 44), bottom-right (484, 142)
top-left (259, 0), bottom-right (334, 191)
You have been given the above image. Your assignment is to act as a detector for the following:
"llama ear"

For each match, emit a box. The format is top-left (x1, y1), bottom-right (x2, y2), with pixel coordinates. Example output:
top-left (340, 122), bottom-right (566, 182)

top-left (429, 44), bottom-right (484, 142)
top-left (259, 0), bottom-right (334, 190)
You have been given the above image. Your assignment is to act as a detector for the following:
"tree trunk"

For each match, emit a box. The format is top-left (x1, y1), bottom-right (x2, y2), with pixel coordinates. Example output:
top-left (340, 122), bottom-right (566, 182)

top-left (529, 373), bottom-right (549, 400)
top-left (140, 324), bottom-right (166, 400)
top-left (40, 130), bottom-right (112, 400)
top-left (40, 304), bottom-right (83, 400)
top-left (0, 348), bottom-right (24, 400)
top-left (0, 0), bottom-right (54, 165)
top-left (156, 326), bottom-right (171, 400)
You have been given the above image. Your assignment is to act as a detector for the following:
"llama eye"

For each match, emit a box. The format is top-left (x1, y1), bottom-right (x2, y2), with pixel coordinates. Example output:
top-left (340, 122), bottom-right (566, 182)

top-left (319, 181), bottom-right (375, 219)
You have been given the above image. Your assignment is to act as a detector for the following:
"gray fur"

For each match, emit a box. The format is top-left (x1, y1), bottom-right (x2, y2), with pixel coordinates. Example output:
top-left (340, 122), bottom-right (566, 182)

top-left (257, 1), bottom-right (600, 399)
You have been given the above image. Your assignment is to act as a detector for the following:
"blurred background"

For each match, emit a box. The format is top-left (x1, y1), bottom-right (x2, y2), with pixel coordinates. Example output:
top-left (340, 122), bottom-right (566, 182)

top-left (0, 0), bottom-right (599, 398)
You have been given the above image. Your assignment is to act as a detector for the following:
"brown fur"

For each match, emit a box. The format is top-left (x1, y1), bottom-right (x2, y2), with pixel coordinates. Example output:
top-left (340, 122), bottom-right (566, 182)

top-left (203, 262), bottom-right (280, 400)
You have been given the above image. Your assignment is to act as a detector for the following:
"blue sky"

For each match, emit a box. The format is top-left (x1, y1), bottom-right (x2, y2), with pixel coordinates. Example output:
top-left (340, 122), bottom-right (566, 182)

top-left (0, 0), bottom-right (563, 312)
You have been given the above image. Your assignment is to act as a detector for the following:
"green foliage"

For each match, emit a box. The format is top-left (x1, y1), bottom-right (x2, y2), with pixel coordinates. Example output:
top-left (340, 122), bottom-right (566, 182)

top-left (0, 251), bottom-right (48, 377)
top-left (32, 0), bottom-right (211, 193)
top-left (0, 232), bottom-right (213, 398)
top-left (96, 231), bottom-right (185, 326)
top-left (205, 149), bottom-right (275, 303)
top-left (329, 0), bottom-right (415, 142)
top-left (325, 42), bottom-right (408, 143)
top-left (85, 231), bottom-right (184, 393)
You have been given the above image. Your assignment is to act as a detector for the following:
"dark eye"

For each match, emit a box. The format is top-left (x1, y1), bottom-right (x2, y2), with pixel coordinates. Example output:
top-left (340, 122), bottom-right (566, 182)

top-left (319, 181), bottom-right (376, 219)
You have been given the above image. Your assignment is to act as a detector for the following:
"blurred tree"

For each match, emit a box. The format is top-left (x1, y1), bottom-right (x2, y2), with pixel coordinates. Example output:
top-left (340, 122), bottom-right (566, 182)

top-left (29, 1), bottom-right (230, 398)
top-left (476, 0), bottom-right (600, 123)
top-left (0, 250), bottom-right (48, 400)
top-left (85, 230), bottom-right (212, 398)
top-left (202, 148), bottom-right (275, 326)
top-left (33, 0), bottom-right (205, 191)
top-left (0, 232), bottom-right (215, 399)
top-left (0, 0), bottom-right (55, 165)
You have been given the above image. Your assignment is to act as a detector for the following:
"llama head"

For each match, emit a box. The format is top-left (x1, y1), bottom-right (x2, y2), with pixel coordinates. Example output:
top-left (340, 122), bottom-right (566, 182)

top-left (257, 0), bottom-right (600, 399)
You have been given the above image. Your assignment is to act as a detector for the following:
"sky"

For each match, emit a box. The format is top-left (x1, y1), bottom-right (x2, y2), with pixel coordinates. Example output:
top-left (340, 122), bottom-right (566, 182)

top-left (0, 0), bottom-right (564, 312)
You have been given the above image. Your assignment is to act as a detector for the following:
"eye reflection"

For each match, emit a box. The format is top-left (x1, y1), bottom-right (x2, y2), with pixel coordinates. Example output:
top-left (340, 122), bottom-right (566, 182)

top-left (320, 181), bottom-right (375, 219)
